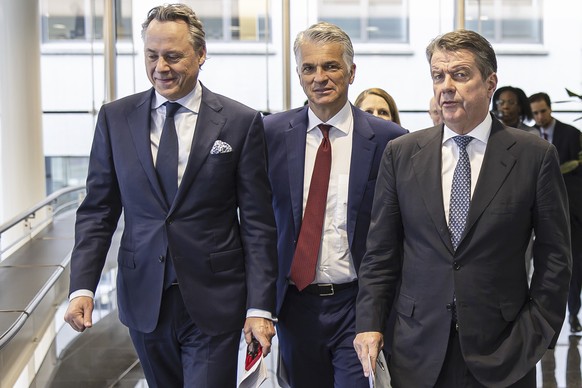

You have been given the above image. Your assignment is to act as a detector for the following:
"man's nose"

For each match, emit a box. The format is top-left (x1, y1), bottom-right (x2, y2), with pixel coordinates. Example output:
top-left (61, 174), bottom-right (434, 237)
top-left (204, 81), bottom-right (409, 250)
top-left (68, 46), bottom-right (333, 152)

top-left (442, 74), bottom-right (455, 91)
top-left (314, 67), bottom-right (328, 82)
top-left (155, 57), bottom-right (170, 72)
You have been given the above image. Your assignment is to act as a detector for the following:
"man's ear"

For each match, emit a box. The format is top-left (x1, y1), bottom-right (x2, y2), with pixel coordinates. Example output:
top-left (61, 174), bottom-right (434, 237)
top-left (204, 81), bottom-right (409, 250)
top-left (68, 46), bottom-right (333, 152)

top-left (349, 63), bottom-right (356, 85)
top-left (487, 73), bottom-right (498, 98)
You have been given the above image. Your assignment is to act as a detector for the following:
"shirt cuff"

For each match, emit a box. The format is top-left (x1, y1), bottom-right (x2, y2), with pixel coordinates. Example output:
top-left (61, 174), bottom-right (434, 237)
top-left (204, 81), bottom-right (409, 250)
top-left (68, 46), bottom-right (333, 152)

top-left (69, 289), bottom-right (94, 301)
top-left (247, 308), bottom-right (278, 323)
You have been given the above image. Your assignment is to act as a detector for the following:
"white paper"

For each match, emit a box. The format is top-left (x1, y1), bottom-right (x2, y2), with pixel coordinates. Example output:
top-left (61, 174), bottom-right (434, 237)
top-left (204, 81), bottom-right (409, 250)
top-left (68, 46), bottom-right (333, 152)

top-left (374, 351), bottom-right (392, 388)
top-left (238, 355), bottom-right (268, 388)
top-left (276, 349), bottom-right (291, 388)
top-left (368, 353), bottom-right (375, 388)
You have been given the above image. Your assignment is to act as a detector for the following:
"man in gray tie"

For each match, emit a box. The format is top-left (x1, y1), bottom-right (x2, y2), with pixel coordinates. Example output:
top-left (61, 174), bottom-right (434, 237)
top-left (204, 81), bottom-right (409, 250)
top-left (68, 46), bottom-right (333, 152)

top-left (354, 29), bottom-right (571, 387)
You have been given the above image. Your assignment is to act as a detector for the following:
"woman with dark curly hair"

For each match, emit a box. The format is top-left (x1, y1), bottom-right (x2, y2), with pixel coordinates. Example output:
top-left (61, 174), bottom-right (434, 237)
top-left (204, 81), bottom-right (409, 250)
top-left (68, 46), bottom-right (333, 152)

top-left (492, 85), bottom-right (539, 136)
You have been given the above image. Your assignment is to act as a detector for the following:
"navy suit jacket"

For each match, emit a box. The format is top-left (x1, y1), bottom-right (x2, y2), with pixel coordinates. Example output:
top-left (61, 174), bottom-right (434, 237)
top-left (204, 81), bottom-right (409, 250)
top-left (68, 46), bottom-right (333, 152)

top-left (69, 84), bottom-right (278, 335)
top-left (357, 116), bottom-right (572, 387)
top-left (263, 105), bottom-right (407, 313)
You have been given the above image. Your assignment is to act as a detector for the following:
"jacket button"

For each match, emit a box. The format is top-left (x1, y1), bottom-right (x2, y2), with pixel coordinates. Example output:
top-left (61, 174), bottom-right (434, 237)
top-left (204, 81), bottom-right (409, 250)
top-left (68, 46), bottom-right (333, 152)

top-left (158, 255), bottom-right (165, 263)
top-left (453, 262), bottom-right (461, 270)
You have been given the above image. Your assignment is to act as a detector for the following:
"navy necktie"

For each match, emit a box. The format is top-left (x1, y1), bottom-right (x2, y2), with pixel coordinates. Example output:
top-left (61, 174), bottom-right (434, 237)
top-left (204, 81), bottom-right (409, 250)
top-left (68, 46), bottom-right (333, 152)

top-left (449, 135), bottom-right (473, 250)
top-left (290, 124), bottom-right (332, 290)
top-left (157, 102), bottom-right (180, 287)
top-left (156, 102), bottom-right (181, 206)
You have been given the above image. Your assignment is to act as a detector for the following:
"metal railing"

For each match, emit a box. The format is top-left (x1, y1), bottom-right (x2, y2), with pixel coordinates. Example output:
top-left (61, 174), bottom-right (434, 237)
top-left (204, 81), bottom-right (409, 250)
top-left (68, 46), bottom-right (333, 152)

top-left (0, 185), bottom-right (85, 261)
top-left (0, 185), bottom-right (85, 351)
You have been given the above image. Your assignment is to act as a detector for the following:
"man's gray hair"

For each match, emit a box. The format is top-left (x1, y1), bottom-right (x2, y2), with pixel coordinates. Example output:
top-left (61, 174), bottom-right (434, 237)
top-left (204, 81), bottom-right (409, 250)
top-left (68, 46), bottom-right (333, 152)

top-left (426, 29), bottom-right (497, 81)
top-left (294, 22), bottom-right (354, 67)
top-left (141, 3), bottom-right (206, 54)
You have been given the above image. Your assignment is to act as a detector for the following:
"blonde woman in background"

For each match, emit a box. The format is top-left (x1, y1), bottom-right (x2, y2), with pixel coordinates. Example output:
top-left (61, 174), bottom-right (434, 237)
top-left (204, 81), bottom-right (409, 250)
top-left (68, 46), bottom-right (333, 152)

top-left (355, 87), bottom-right (401, 125)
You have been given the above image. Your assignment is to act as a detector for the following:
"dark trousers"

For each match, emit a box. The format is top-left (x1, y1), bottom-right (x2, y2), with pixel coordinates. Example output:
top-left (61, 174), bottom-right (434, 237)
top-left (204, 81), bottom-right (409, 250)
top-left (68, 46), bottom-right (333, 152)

top-left (434, 326), bottom-right (536, 388)
top-left (568, 212), bottom-right (582, 316)
top-left (277, 283), bottom-right (368, 388)
top-left (129, 285), bottom-right (240, 388)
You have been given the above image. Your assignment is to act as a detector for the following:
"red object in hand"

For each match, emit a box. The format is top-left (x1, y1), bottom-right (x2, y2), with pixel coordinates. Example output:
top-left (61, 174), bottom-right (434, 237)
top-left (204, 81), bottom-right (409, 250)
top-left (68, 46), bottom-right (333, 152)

top-left (245, 338), bottom-right (262, 371)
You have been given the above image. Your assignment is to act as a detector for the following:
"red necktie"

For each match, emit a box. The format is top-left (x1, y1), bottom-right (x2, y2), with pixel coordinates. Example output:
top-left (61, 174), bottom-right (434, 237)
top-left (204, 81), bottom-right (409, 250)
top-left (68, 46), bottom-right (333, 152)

top-left (290, 124), bottom-right (332, 290)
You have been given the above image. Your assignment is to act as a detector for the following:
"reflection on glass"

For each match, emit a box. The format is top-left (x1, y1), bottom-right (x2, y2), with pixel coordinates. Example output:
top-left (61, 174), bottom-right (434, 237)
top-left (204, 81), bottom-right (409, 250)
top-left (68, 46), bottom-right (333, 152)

top-left (40, 0), bottom-right (132, 42)
top-left (464, 0), bottom-right (542, 44)
top-left (566, 335), bottom-right (581, 387)
top-left (183, 0), bottom-right (271, 42)
top-left (540, 335), bottom-right (582, 388)
top-left (318, 0), bottom-right (408, 43)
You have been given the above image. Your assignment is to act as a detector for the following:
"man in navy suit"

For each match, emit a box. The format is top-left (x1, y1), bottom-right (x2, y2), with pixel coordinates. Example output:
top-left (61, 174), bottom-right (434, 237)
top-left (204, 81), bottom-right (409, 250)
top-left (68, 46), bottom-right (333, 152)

top-left (263, 22), bottom-right (406, 387)
top-left (354, 30), bottom-right (571, 387)
top-left (530, 92), bottom-right (582, 334)
top-left (63, 4), bottom-right (277, 387)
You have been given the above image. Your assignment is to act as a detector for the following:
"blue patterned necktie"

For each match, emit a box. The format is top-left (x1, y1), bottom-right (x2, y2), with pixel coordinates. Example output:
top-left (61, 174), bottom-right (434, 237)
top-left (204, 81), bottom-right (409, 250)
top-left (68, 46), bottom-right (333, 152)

top-left (449, 135), bottom-right (473, 250)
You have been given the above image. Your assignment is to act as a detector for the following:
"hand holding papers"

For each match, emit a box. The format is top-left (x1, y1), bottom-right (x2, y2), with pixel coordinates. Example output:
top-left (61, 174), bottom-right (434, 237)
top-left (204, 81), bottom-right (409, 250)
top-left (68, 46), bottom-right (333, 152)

top-left (368, 353), bottom-right (376, 388)
top-left (239, 338), bottom-right (268, 388)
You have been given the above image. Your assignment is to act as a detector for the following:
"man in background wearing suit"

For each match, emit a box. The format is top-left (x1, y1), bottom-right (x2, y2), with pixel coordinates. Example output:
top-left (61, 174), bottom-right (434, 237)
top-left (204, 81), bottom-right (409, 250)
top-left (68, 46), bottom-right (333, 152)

top-left (354, 30), bottom-right (571, 387)
top-left (63, 4), bottom-right (277, 387)
top-left (264, 22), bottom-right (406, 387)
top-left (529, 91), bottom-right (582, 334)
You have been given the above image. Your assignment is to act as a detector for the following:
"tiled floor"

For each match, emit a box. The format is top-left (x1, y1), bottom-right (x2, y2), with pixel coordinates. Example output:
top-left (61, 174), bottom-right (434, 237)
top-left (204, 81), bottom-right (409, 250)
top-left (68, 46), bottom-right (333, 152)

top-left (47, 307), bottom-right (581, 388)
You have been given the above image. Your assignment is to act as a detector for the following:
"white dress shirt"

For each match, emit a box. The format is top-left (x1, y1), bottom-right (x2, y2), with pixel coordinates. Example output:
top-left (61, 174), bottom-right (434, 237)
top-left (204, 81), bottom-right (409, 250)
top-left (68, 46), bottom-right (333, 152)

top-left (304, 101), bottom-right (357, 285)
top-left (151, 81), bottom-right (202, 186)
top-left (441, 114), bottom-right (491, 224)
top-left (539, 119), bottom-right (556, 143)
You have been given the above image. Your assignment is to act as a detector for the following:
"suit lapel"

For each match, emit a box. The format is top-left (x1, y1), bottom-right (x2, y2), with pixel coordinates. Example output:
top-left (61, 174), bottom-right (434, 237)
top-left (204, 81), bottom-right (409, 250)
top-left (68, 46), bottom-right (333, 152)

top-left (173, 85), bottom-right (225, 211)
top-left (347, 107), bottom-right (377, 249)
top-left (127, 89), bottom-right (168, 208)
top-left (411, 126), bottom-right (454, 253)
top-left (286, 109), bottom-right (308, 237)
top-left (463, 120), bottom-right (516, 242)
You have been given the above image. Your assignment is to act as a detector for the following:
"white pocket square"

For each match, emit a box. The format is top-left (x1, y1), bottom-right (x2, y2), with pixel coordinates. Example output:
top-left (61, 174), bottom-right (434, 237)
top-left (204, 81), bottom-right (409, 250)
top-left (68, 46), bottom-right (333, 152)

top-left (210, 140), bottom-right (232, 154)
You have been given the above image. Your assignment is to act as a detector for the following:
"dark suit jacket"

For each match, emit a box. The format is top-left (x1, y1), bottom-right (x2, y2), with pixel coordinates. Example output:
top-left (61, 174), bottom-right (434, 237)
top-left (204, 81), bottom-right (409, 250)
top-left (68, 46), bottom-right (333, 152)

top-left (69, 84), bottom-right (278, 336)
top-left (263, 105), bottom-right (407, 313)
top-left (357, 116), bottom-right (572, 387)
top-left (542, 119), bottom-right (582, 218)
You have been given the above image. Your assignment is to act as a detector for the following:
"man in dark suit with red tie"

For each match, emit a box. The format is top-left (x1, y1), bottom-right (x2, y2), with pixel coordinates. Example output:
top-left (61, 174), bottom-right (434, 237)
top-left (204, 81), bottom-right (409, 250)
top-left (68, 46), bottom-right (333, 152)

top-left (354, 30), bottom-right (571, 387)
top-left (263, 22), bottom-right (406, 387)
top-left (63, 4), bottom-right (277, 387)
top-left (530, 91), bottom-right (582, 334)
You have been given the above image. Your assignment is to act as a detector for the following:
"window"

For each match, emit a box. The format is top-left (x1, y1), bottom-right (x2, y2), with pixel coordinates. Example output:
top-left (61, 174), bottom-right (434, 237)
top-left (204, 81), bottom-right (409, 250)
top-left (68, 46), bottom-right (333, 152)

top-left (464, 0), bottom-right (543, 44)
top-left (40, 0), bottom-right (132, 42)
top-left (184, 0), bottom-right (272, 42)
top-left (45, 156), bottom-right (89, 194)
top-left (318, 0), bottom-right (409, 43)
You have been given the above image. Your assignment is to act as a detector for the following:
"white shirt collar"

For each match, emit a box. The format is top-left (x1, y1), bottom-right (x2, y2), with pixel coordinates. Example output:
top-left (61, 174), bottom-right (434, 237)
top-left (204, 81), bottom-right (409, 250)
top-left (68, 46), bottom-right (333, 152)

top-left (442, 113), bottom-right (492, 145)
top-left (152, 80), bottom-right (202, 114)
top-left (307, 101), bottom-right (352, 136)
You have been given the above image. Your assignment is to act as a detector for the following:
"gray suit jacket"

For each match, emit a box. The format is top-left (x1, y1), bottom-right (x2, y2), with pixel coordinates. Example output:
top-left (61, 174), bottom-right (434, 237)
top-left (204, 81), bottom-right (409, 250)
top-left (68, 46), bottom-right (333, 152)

top-left (357, 116), bottom-right (571, 387)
